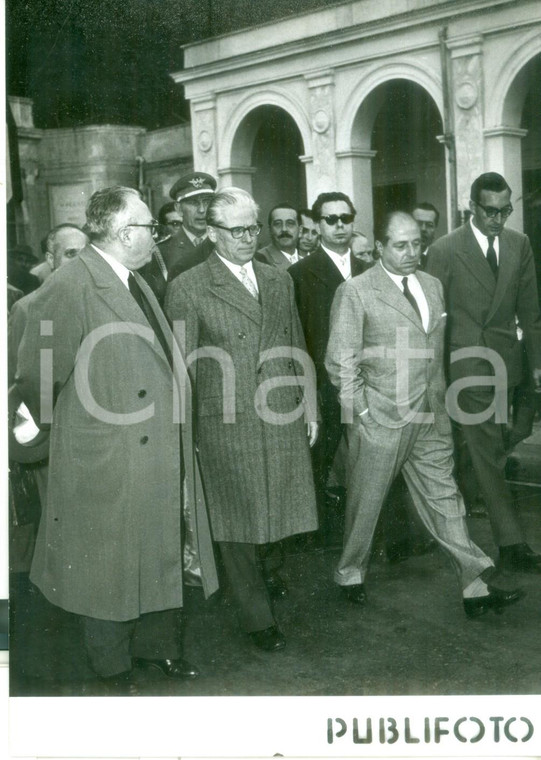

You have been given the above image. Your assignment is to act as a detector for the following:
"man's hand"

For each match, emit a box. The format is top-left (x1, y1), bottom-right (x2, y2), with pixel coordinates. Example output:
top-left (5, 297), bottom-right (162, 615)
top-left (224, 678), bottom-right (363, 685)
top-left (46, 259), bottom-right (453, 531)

top-left (306, 421), bottom-right (319, 447)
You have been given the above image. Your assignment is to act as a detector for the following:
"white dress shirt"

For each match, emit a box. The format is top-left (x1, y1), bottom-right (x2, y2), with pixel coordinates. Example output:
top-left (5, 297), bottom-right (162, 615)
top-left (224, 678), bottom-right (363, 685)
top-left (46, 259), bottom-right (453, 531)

top-left (216, 254), bottom-right (259, 294)
top-left (91, 244), bottom-right (130, 288)
top-left (280, 249), bottom-right (299, 265)
top-left (470, 217), bottom-right (500, 264)
top-left (380, 261), bottom-right (430, 332)
top-left (322, 244), bottom-right (352, 280)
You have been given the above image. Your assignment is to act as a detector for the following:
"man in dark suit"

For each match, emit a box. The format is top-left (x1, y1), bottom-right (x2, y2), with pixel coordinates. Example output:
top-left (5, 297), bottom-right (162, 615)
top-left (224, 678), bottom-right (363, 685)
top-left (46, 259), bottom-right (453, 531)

top-left (16, 186), bottom-right (218, 693)
top-left (427, 172), bottom-right (541, 573)
top-left (288, 192), bottom-right (368, 543)
top-left (325, 211), bottom-right (523, 617)
top-left (256, 203), bottom-right (301, 269)
top-left (412, 202), bottom-right (439, 270)
top-left (140, 172), bottom-right (216, 304)
top-left (165, 187), bottom-right (318, 652)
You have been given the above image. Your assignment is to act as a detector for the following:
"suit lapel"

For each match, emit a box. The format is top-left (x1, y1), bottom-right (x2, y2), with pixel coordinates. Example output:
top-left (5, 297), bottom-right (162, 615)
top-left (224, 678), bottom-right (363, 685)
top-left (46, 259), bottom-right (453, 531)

top-left (455, 224), bottom-right (497, 296)
top-left (372, 263), bottom-right (424, 330)
top-left (207, 253), bottom-right (262, 326)
top-left (305, 247), bottom-right (345, 289)
top-left (486, 230), bottom-right (517, 322)
top-left (417, 272), bottom-right (444, 334)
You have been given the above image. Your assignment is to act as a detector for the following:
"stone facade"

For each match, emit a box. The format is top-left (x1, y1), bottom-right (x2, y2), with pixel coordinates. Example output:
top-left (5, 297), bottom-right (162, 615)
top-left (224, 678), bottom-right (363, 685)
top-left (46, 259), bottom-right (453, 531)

top-left (9, 98), bottom-right (194, 257)
top-left (174, 0), bottom-right (541, 238)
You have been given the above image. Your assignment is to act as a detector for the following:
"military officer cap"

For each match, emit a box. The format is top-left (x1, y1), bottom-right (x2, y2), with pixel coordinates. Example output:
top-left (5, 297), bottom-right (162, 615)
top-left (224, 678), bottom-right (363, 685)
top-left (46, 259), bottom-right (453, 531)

top-left (170, 172), bottom-right (217, 202)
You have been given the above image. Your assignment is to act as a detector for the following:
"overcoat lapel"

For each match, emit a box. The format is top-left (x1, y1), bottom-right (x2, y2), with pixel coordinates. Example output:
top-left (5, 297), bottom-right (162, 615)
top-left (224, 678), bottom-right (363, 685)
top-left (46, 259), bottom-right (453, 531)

top-left (254, 260), bottom-right (284, 352)
top-left (80, 247), bottom-right (171, 368)
top-left (206, 252), bottom-right (262, 326)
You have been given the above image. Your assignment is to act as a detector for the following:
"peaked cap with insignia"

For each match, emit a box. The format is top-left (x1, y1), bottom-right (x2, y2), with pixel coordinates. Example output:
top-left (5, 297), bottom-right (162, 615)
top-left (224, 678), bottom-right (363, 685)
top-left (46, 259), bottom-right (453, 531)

top-left (170, 172), bottom-right (217, 202)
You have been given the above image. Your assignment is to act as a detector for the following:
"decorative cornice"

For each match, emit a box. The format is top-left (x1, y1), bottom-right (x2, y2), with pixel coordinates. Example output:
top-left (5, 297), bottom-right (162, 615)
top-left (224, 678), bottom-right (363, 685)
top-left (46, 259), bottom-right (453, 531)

top-left (336, 150), bottom-right (378, 160)
top-left (483, 126), bottom-right (529, 139)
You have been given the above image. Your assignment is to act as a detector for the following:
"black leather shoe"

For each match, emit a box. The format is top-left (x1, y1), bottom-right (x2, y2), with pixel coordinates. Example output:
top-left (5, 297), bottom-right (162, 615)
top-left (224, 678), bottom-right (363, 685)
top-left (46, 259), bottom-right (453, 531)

top-left (132, 657), bottom-right (199, 679)
top-left (341, 583), bottom-right (367, 604)
top-left (264, 572), bottom-right (288, 599)
top-left (248, 625), bottom-right (286, 652)
top-left (98, 670), bottom-right (139, 696)
top-left (499, 543), bottom-right (541, 574)
top-left (463, 585), bottom-right (525, 619)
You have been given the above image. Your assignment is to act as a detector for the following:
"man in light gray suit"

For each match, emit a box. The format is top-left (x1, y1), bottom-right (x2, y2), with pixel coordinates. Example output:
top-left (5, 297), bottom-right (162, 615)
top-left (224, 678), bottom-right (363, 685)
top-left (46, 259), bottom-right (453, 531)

top-left (325, 211), bottom-right (523, 618)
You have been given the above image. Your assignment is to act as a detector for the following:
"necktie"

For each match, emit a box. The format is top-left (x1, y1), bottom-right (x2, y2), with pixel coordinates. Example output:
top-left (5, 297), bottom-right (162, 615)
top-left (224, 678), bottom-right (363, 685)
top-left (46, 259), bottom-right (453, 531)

top-left (239, 266), bottom-right (259, 299)
top-left (486, 236), bottom-right (498, 276)
top-left (401, 276), bottom-right (421, 320)
top-left (128, 273), bottom-right (172, 365)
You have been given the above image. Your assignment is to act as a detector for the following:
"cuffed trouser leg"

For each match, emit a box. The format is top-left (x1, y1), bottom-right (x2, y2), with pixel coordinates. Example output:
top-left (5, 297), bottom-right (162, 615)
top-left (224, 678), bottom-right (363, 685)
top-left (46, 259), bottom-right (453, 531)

top-left (218, 541), bottom-right (275, 633)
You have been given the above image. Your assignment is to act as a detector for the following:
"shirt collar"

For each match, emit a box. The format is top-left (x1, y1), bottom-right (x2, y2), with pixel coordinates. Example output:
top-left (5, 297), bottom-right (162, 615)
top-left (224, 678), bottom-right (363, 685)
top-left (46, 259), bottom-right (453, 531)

top-left (470, 216), bottom-right (500, 254)
top-left (91, 243), bottom-right (130, 288)
top-left (379, 260), bottom-right (420, 288)
top-left (216, 253), bottom-right (256, 278)
top-left (183, 226), bottom-right (207, 246)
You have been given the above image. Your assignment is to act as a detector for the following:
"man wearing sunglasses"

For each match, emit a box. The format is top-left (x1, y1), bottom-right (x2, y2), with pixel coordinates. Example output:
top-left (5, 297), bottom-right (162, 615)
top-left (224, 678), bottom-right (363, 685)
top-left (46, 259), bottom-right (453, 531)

top-left (288, 192), bottom-right (369, 546)
top-left (427, 172), bottom-right (541, 574)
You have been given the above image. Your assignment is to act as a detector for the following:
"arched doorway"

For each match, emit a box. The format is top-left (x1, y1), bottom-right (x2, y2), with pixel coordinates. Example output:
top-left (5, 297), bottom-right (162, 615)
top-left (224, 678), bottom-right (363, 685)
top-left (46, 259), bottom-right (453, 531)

top-left (368, 80), bottom-right (446, 229)
top-left (519, 54), bottom-right (541, 299)
top-left (230, 105), bottom-right (306, 240)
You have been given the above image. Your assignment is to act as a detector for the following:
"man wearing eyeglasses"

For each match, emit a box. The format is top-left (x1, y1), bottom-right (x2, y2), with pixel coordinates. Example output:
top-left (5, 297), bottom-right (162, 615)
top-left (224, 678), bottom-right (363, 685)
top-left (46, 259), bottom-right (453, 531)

top-left (427, 172), bottom-right (541, 574)
top-left (16, 186), bottom-right (218, 694)
top-left (256, 203), bottom-right (301, 269)
top-left (158, 201), bottom-right (184, 239)
top-left (165, 187), bottom-right (318, 654)
top-left (288, 192), bottom-right (369, 546)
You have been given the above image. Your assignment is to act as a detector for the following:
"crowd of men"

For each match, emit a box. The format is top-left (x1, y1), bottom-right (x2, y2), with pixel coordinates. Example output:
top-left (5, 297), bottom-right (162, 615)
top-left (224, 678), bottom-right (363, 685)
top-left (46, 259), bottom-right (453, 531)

top-left (7, 168), bottom-right (541, 695)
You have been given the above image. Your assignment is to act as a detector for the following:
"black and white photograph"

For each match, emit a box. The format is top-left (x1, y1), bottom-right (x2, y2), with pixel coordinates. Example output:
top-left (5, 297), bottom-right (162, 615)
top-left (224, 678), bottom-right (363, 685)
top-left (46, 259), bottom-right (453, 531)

top-left (3, 0), bottom-right (541, 757)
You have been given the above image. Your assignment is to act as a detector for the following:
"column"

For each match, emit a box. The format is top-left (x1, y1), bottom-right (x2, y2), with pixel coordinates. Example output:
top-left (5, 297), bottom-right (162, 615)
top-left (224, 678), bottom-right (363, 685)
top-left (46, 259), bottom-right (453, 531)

top-left (304, 71), bottom-right (337, 201)
top-left (484, 127), bottom-right (528, 231)
top-left (191, 96), bottom-right (218, 179)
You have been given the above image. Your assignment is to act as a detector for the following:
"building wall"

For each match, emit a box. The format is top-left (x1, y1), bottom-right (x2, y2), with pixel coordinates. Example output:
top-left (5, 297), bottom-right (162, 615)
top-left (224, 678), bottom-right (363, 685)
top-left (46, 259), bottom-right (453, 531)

top-left (9, 98), bottom-right (194, 258)
top-left (175, 0), bottom-right (541, 239)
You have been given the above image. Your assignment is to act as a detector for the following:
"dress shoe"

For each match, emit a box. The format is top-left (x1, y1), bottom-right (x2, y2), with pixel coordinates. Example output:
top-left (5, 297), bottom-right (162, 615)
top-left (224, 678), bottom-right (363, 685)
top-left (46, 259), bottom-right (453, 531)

top-left (132, 657), bottom-right (199, 679)
top-left (463, 585), bottom-right (525, 619)
top-left (98, 670), bottom-right (139, 696)
top-left (341, 583), bottom-right (367, 604)
top-left (264, 572), bottom-right (288, 599)
top-left (248, 625), bottom-right (286, 652)
top-left (499, 543), bottom-right (541, 574)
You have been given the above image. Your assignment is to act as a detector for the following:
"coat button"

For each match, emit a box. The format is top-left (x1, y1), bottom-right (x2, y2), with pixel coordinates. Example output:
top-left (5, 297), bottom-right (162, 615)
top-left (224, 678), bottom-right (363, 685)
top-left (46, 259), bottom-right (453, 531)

top-left (238, 332), bottom-right (246, 340)
top-left (140, 435), bottom-right (149, 445)
top-left (295, 396), bottom-right (301, 404)
top-left (284, 326), bottom-right (289, 334)
top-left (138, 389), bottom-right (147, 398)
top-left (287, 361), bottom-right (293, 369)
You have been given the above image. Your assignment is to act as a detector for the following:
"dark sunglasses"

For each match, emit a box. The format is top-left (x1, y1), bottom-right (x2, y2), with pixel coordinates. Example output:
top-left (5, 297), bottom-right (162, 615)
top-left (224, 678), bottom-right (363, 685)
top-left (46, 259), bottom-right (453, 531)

top-left (320, 213), bottom-right (355, 226)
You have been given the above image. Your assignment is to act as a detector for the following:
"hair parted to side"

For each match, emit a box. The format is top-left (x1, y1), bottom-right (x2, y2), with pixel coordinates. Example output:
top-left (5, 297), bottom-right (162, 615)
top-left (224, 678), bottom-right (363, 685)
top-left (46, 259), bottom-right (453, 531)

top-left (311, 192), bottom-right (356, 220)
top-left (85, 186), bottom-right (141, 242)
top-left (374, 210), bottom-right (414, 245)
top-left (206, 187), bottom-right (259, 226)
top-left (470, 173), bottom-right (511, 204)
top-left (45, 223), bottom-right (85, 253)
top-left (411, 201), bottom-right (440, 225)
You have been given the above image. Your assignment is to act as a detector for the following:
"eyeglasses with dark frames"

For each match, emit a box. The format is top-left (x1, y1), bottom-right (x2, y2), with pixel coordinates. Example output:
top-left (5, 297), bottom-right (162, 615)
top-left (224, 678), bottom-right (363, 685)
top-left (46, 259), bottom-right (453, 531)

top-left (212, 222), bottom-right (263, 239)
top-left (474, 202), bottom-right (513, 220)
top-left (319, 213), bottom-right (355, 226)
top-left (125, 220), bottom-right (161, 238)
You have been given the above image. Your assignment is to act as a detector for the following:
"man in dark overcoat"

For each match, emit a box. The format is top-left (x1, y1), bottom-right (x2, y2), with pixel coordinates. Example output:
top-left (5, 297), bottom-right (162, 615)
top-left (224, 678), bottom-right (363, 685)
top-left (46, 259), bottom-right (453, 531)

top-left (165, 187), bottom-right (318, 653)
top-left (16, 186), bottom-right (218, 693)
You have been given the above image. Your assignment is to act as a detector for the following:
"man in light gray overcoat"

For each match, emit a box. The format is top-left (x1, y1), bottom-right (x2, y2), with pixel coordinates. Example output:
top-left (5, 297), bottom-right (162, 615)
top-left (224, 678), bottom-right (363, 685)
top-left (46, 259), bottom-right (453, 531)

top-left (165, 187), bottom-right (318, 652)
top-left (16, 186), bottom-right (218, 693)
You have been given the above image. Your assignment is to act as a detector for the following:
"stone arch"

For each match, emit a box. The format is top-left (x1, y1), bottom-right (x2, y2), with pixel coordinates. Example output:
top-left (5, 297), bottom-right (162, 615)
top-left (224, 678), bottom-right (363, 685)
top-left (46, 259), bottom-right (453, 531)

top-left (222, 88), bottom-right (312, 169)
top-left (336, 60), bottom-right (443, 152)
top-left (488, 29), bottom-right (541, 128)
